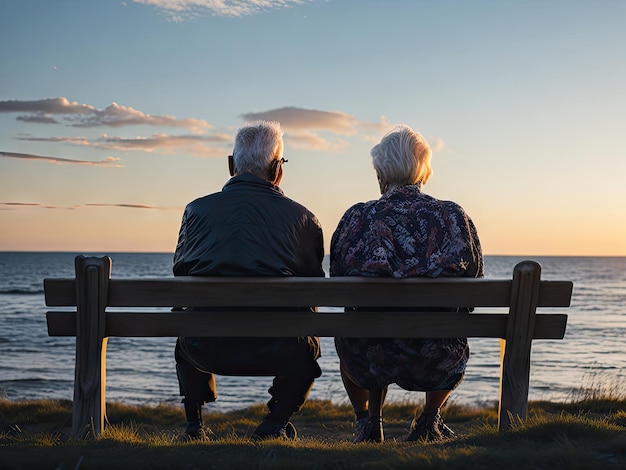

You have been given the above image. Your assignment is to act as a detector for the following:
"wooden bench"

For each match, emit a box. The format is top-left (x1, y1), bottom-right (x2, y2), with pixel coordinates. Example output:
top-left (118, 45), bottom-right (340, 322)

top-left (44, 255), bottom-right (572, 439)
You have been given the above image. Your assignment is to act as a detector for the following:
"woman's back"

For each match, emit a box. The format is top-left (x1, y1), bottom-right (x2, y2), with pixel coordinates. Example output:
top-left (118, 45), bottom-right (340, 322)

top-left (330, 185), bottom-right (483, 279)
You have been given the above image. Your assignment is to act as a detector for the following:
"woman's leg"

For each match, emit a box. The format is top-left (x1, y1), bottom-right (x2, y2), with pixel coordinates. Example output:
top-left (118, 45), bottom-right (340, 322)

top-left (423, 389), bottom-right (452, 413)
top-left (340, 364), bottom-right (369, 413)
top-left (363, 385), bottom-right (387, 443)
top-left (367, 386), bottom-right (387, 418)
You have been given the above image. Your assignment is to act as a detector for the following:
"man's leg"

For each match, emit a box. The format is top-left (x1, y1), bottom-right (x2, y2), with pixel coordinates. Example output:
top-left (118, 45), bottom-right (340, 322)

top-left (175, 339), bottom-right (217, 438)
top-left (253, 337), bottom-right (321, 439)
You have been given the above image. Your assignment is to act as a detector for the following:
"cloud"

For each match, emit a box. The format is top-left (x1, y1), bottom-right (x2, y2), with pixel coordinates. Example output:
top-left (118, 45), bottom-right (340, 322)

top-left (3, 202), bottom-right (46, 207)
top-left (241, 106), bottom-right (374, 135)
top-left (0, 97), bottom-right (94, 114)
top-left (429, 137), bottom-right (445, 153)
top-left (16, 136), bottom-right (93, 146)
top-left (1, 202), bottom-right (182, 211)
top-left (94, 133), bottom-right (231, 157)
top-left (133, 0), bottom-right (309, 20)
top-left (1, 202), bottom-right (79, 210)
top-left (17, 115), bottom-right (59, 124)
top-left (0, 150), bottom-right (122, 167)
top-left (0, 98), bottom-right (212, 133)
top-left (240, 106), bottom-right (392, 151)
top-left (84, 203), bottom-right (183, 210)
top-left (0, 151), bottom-right (122, 167)
top-left (284, 131), bottom-right (350, 152)
top-left (18, 132), bottom-right (232, 158)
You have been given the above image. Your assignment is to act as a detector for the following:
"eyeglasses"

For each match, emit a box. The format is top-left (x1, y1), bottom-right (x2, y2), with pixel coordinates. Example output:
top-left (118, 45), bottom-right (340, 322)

top-left (228, 155), bottom-right (287, 164)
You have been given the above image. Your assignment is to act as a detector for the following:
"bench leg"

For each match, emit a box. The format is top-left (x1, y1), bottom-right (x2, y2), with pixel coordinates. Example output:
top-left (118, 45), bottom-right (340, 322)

top-left (498, 261), bottom-right (541, 431)
top-left (71, 256), bottom-right (111, 439)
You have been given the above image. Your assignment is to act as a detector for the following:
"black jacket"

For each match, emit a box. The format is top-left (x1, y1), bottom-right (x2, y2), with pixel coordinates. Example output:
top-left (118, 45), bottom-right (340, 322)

top-left (173, 173), bottom-right (324, 277)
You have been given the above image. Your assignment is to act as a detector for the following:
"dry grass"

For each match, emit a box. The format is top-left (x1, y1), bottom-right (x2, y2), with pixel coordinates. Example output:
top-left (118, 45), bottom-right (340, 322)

top-left (1, 393), bottom-right (626, 469)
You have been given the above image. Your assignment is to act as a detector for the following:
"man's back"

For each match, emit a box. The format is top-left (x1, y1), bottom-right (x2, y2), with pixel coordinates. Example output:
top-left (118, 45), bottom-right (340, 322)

top-left (174, 173), bottom-right (324, 277)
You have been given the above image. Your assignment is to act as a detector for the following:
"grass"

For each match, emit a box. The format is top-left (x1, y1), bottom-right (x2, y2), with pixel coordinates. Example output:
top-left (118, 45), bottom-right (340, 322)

top-left (1, 392), bottom-right (626, 470)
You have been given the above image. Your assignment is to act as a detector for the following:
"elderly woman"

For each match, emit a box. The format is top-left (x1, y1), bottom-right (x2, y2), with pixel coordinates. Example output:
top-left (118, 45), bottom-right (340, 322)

top-left (330, 125), bottom-right (483, 443)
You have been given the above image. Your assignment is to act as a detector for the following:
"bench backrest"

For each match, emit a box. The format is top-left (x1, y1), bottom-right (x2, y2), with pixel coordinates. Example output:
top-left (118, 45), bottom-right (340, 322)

top-left (45, 256), bottom-right (571, 339)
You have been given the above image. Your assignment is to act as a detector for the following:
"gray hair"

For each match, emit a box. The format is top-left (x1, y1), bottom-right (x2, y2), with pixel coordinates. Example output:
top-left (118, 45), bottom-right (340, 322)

top-left (232, 121), bottom-right (284, 180)
top-left (371, 125), bottom-right (432, 193)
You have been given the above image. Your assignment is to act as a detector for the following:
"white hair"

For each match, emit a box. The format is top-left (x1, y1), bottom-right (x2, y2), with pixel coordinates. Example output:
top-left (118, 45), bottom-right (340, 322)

top-left (371, 125), bottom-right (432, 192)
top-left (232, 120), bottom-right (284, 180)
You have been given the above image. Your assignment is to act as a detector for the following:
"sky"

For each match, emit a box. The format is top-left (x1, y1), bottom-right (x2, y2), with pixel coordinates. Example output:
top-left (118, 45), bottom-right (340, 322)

top-left (1, 0), bottom-right (625, 256)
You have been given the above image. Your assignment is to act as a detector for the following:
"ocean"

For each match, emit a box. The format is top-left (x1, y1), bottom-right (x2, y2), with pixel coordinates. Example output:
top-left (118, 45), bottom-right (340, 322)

top-left (1, 252), bottom-right (625, 412)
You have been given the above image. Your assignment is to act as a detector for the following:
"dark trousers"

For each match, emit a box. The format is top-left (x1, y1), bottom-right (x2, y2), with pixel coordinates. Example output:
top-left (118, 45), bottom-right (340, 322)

top-left (175, 336), bottom-right (322, 423)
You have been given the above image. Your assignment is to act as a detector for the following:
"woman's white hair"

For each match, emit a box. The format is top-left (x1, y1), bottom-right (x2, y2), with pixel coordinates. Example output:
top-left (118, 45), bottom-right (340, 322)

top-left (371, 125), bottom-right (432, 193)
top-left (232, 120), bottom-right (284, 180)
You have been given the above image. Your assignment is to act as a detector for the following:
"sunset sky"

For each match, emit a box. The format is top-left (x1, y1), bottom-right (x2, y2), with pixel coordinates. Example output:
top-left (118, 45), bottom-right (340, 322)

top-left (1, 0), bottom-right (625, 256)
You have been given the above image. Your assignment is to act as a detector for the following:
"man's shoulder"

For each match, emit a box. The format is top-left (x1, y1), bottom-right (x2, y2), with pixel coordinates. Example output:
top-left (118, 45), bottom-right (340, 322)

top-left (282, 194), bottom-right (314, 212)
top-left (186, 191), bottom-right (222, 208)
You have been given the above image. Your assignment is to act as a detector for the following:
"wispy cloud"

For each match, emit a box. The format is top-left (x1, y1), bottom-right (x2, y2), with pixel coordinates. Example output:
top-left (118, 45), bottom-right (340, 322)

top-left (133, 0), bottom-right (309, 21)
top-left (429, 137), bottom-right (445, 153)
top-left (18, 133), bottom-right (232, 157)
top-left (0, 98), bottom-right (211, 133)
top-left (1, 202), bottom-right (182, 211)
top-left (84, 203), bottom-right (183, 210)
top-left (0, 151), bottom-right (122, 167)
top-left (241, 106), bottom-right (392, 151)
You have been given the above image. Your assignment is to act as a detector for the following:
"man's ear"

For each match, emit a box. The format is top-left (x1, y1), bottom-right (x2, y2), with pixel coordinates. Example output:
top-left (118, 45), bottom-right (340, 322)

top-left (269, 158), bottom-right (280, 183)
top-left (273, 163), bottom-right (283, 186)
top-left (228, 155), bottom-right (235, 176)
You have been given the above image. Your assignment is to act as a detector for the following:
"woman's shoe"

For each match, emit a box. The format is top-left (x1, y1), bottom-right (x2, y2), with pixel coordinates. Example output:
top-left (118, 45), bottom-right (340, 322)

top-left (354, 417), bottom-right (384, 443)
top-left (353, 416), bottom-right (369, 443)
top-left (439, 419), bottom-right (455, 438)
top-left (406, 411), bottom-right (452, 442)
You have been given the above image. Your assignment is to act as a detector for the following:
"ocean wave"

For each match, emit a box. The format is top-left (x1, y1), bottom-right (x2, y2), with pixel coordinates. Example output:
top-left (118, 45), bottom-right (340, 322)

top-left (0, 377), bottom-right (71, 386)
top-left (0, 288), bottom-right (44, 295)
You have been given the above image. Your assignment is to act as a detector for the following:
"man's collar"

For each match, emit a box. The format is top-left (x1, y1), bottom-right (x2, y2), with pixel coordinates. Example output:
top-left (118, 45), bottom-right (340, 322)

top-left (222, 173), bottom-right (284, 194)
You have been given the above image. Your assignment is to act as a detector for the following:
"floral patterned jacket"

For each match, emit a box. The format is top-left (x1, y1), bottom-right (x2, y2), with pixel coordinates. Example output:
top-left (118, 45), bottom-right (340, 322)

top-left (330, 185), bottom-right (484, 279)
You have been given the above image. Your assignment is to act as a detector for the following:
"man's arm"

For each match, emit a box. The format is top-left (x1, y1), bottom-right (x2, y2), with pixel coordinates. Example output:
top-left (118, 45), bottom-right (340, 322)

top-left (308, 214), bottom-right (325, 277)
top-left (172, 209), bottom-right (189, 276)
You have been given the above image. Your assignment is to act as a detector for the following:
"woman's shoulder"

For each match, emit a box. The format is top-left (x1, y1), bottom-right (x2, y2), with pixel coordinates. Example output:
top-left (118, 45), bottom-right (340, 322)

top-left (417, 192), bottom-right (469, 216)
top-left (339, 199), bottom-right (377, 218)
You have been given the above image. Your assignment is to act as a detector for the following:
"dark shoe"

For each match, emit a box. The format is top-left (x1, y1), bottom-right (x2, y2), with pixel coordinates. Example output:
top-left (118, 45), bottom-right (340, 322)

top-left (353, 417), bottom-right (383, 443)
top-left (180, 423), bottom-right (213, 441)
top-left (252, 419), bottom-right (297, 440)
top-left (439, 420), bottom-right (455, 439)
top-left (406, 411), bottom-right (453, 442)
top-left (352, 417), bottom-right (369, 443)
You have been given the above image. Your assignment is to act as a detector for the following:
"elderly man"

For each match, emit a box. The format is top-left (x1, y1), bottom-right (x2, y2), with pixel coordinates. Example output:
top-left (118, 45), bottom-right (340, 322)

top-left (173, 121), bottom-right (324, 440)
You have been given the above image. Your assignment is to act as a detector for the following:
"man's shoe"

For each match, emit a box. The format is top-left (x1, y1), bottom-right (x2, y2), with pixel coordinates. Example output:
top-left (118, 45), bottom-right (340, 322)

top-left (180, 423), bottom-right (213, 441)
top-left (252, 419), bottom-right (297, 440)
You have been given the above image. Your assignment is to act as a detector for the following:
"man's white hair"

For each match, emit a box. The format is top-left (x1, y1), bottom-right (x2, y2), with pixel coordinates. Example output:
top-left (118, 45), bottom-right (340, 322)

top-left (232, 120), bottom-right (284, 180)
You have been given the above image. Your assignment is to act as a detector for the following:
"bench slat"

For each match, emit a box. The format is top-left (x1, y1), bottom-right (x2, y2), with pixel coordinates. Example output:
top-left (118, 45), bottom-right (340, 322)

top-left (46, 310), bottom-right (568, 339)
top-left (44, 277), bottom-right (573, 308)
